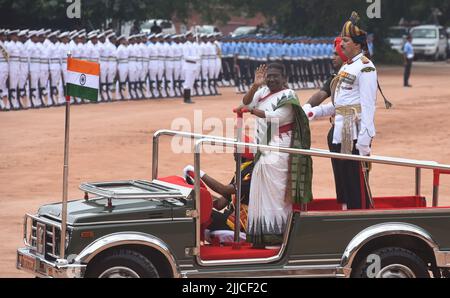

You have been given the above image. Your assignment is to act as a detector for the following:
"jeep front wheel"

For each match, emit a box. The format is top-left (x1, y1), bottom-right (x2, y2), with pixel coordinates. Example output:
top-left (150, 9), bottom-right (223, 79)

top-left (352, 247), bottom-right (430, 278)
top-left (86, 248), bottom-right (159, 278)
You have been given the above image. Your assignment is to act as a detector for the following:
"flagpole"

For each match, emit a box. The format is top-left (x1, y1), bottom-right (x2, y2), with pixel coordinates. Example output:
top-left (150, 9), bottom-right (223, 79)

top-left (60, 52), bottom-right (72, 260)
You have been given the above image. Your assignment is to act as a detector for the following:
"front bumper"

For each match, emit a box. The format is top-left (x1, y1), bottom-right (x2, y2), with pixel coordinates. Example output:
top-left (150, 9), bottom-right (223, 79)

top-left (17, 247), bottom-right (86, 278)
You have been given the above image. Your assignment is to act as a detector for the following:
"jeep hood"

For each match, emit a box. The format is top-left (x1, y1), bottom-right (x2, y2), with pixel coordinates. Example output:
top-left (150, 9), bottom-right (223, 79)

top-left (38, 197), bottom-right (178, 225)
top-left (37, 179), bottom-right (193, 225)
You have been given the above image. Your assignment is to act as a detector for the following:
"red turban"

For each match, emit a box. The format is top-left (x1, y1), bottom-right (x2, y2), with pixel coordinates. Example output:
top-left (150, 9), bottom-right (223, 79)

top-left (334, 37), bottom-right (349, 63)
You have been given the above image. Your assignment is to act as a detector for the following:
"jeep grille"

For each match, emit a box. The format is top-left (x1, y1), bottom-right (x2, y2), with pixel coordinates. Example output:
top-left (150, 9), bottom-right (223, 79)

top-left (24, 214), bottom-right (62, 260)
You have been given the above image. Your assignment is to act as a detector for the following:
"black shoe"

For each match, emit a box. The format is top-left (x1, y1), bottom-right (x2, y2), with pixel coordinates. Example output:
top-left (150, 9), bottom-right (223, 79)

top-left (183, 89), bottom-right (195, 104)
top-left (404, 84), bottom-right (412, 88)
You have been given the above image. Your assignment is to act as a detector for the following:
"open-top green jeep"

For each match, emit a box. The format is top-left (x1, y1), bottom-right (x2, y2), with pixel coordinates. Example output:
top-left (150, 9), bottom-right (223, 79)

top-left (17, 130), bottom-right (450, 278)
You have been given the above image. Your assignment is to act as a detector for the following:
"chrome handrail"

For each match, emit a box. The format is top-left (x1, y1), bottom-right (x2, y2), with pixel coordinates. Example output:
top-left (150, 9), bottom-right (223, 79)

top-left (152, 129), bottom-right (235, 180)
top-left (193, 138), bottom-right (450, 171)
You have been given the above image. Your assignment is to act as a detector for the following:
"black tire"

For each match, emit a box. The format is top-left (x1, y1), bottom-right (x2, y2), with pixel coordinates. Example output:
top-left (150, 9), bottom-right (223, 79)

top-left (86, 248), bottom-right (159, 278)
top-left (352, 247), bottom-right (430, 278)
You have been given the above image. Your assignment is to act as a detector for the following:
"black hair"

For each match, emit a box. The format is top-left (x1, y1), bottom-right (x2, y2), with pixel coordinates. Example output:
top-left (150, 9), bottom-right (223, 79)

top-left (351, 35), bottom-right (371, 60)
top-left (267, 62), bottom-right (286, 77)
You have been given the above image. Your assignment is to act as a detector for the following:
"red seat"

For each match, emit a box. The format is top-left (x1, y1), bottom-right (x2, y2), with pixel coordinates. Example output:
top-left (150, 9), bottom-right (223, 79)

top-left (293, 196), bottom-right (427, 212)
top-left (158, 176), bottom-right (212, 226)
top-left (200, 245), bottom-right (280, 260)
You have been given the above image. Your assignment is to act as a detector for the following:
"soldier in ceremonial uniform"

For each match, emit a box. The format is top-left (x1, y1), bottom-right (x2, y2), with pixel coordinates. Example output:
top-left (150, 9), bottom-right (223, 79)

top-left (18, 30), bottom-right (31, 108)
top-left (172, 35), bottom-right (183, 97)
top-left (210, 34), bottom-right (222, 95)
top-left (154, 34), bottom-right (167, 98)
top-left (127, 35), bottom-right (139, 99)
top-left (181, 32), bottom-right (199, 104)
top-left (27, 31), bottom-right (43, 107)
top-left (6, 29), bottom-right (21, 110)
top-left (48, 31), bottom-right (63, 105)
top-left (98, 32), bottom-right (109, 101)
top-left (306, 12), bottom-right (377, 210)
top-left (0, 29), bottom-right (10, 111)
top-left (199, 34), bottom-right (211, 96)
top-left (38, 30), bottom-right (51, 106)
top-left (146, 34), bottom-right (157, 98)
top-left (163, 35), bottom-right (176, 98)
top-left (116, 35), bottom-right (129, 100)
top-left (106, 33), bottom-right (118, 101)
top-left (57, 32), bottom-right (70, 104)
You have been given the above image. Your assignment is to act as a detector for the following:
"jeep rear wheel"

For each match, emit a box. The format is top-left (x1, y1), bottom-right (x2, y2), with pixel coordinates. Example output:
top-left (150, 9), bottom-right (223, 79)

top-left (352, 247), bottom-right (430, 278)
top-left (86, 248), bottom-right (159, 278)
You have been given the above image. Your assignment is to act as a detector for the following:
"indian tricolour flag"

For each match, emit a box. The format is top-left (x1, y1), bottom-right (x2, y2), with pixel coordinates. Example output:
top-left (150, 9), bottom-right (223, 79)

top-left (65, 58), bottom-right (100, 102)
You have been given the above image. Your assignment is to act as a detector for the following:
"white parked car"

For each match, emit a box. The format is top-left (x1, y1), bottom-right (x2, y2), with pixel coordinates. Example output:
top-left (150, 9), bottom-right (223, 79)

top-left (386, 26), bottom-right (409, 54)
top-left (410, 25), bottom-right (448, 61)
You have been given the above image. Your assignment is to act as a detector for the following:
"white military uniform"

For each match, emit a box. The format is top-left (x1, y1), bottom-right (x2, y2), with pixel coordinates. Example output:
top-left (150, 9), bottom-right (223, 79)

top-left (310, 52), bottom-right (377, 154)
top-left (164, 40), bottom-right (176, 97)
top-left (6, 38), bottom-right (21, 109)
top-left (28, 37), bottom-right (42, 107)
top-left (0, 37), bottom-right (9, 109)
top-left (106, 36), bottom-right (117, 99)
top-left (182, 40), bottom-right (201, 94)
top-left (49, 38), bottom-right (62, 104)
top-left (18, 31), bottom-right (30, 105)
top-left (116, 41), bottom-right (129, 100)
top-left (172, 41), bottom-right (183, 97)
top-left (155, 40), bottom-right (167, 97)
top-left (98, 37), bottom-right (109, 99)
top-left (127, 39), bottom-right (138, 99)
top-left (192, 41), bottom-right (202, 96)
top-left (200, 40), bottom-right (210, 95)
top-left (148, 41), bottom-right (159, 97)
top-left (137, 39), bottom-right (147, 98)
top-left (39, 38), bottom-right (51, 105)
top-left (213, 39), bottom-right (222, 89)
top-left (139, 39), bottom-right (151, 98)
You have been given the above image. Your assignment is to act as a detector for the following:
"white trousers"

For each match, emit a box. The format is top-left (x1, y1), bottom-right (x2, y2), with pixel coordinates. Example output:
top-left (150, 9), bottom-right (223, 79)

top-left (9, 62), bottom-right (20, 89)
top-left (182, 63), bottom-right (197, 90)
top-left (107, 62), bottom-right (117, 84)
top-left (0, 64), bottom-right (8, 97)
top-left (118, 63), bottom-right (128, 82)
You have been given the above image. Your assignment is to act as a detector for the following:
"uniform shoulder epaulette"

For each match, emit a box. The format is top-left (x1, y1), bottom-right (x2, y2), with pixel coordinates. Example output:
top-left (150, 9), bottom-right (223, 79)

top-left (361, 66), bottom-right (376, 73)
top-left (361, 55), bottom-right (370, 64)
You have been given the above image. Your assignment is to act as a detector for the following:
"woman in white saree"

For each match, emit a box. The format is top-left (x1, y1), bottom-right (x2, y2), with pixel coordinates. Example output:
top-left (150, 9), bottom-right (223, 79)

top-left (240, 63), bottom-right (313, 248)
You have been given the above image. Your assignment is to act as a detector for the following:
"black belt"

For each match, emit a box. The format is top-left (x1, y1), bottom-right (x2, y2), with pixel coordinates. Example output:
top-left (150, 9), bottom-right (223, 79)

top-left (185, 59), bottom-right (196, 64)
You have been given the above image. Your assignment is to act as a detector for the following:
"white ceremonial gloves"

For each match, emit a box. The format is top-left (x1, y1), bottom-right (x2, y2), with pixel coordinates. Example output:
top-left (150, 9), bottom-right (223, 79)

top-left (302, 103), bottom-right (335, 121)
top-left (306, 106), bottom-right (325, 121)
top-left (355, 143), bottom-right (371, 156)
top-left (302, 103), bottom-right (312, 116)
top-left (183, 165), bottom-right (206, 179)
top-left (302, 103), bottom-right (319, 121)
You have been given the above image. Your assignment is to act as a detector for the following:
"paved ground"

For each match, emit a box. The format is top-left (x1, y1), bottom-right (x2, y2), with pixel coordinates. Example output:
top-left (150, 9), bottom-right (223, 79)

top-left (1, 61), bottom-right (450, 277)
